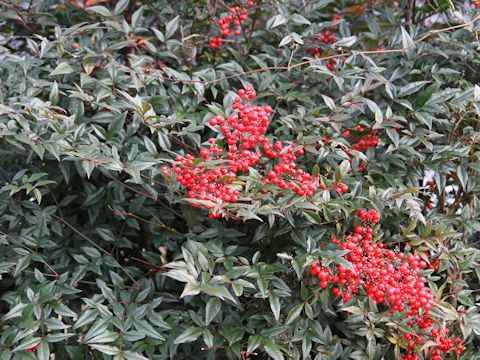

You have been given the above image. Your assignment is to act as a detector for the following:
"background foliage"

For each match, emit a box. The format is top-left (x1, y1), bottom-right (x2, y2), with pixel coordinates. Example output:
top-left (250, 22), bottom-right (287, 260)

top-left (0, 0), bottom-right (480, 359)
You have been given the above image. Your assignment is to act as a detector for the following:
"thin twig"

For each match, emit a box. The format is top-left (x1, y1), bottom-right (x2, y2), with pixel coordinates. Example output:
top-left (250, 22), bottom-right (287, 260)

top-left (97, 168), bottom-right (157, 200)
top-left (54, 215), bottom-right (138, 284)
top-left (108, 205), bottom-right (185, 236)
top-left (131, 256), bottom-right (166, 271)
top-left (124, 14), bottom-right (480, 86)
top-left (0, 230), bottom-right (58, 275)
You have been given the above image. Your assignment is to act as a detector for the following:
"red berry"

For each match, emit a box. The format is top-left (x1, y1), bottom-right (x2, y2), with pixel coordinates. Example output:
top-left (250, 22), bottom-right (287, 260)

top-left (27, 344), bottom-right (39, 352)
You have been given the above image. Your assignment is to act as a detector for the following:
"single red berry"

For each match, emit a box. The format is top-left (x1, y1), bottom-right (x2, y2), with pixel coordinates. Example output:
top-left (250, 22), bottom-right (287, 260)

top-left (27, 344), bottom-right (39, 352)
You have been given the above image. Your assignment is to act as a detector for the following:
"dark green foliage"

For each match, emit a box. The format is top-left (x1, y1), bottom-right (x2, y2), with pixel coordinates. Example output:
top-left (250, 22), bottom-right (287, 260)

top-left (0, 1), bottom-right (479, 359)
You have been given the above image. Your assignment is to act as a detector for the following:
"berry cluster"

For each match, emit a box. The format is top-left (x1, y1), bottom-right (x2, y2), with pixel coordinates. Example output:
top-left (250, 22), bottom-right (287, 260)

top-left (306, 15), bottom-right (343, 71)
top-left (429, 328), bottom-right (465, 359)
top-left (313, 209), bottom-right (435, 318)
top-left (210, 1), bottom-right (254, 49)
top-left (344, 125), bottom-right (380, 152)
top-left (310, 209), bottom-right (464, 359)
top-left (343, 124), bottom-right (380, 171)
top-left (172, 152), bottom-right (239, 213)
top-left (429, 258), bottom-right (439, 271)
top-left (171, 88), bottom-right (345, 216)
top-left (424, 180), bottom-right (436, 209)
top-left (357, 207), bottom-right (380, 223)
top-left (426, 180), bottom-right (436, 192)
top-left (402, 327), bottom-right (465, 360)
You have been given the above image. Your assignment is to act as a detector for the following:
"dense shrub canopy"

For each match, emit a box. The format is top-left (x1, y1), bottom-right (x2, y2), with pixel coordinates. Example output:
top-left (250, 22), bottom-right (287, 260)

top-left (0, 1), bottom-right (480, 359)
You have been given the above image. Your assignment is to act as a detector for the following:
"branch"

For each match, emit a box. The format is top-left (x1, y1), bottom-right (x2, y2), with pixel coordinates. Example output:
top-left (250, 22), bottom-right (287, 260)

top-left (123, 14), bottom-right (480, 86)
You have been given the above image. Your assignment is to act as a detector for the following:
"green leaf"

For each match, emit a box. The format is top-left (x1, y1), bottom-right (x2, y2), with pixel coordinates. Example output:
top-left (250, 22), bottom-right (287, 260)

top-left (96, 279), bottom-right (116, 303)
top-left (87, 5), bottom-right (112, 17)
top-left (133, 319), bottom-right (165, 340)
top-left (50, 63), bottom-right (74, 76)
top-left (180, 281), bottom-right (201, 298)
top-left (152, 28), bottom-right (165, 42)
top-left (84, 331), bottom-right (118, 344)
top-left (278, 35), bottom-right (292, 47)
top-left (114, 0), bottom-right (130, 14)
top-left (397, 81), bottom-right (430, 97)
top-left (302, 211), bottom-right (322, 224)
top-left (37, 341), bottom-right (50, 360)
top-left (386, 129), bottom-right (400, 148)
top-left (342, 306), bottom-right (364, 315)
top-left (264, 341), bottom-right (285, 360)
top-left (247, 335), bottom-right (262, 353)
top-left (200, 284), bottom-right (236, 302)
top-left (45, 333), bottom-right (76, 342)
top-left (174, 327), bottom-right (203, 344)
top-left (44, 318), bottom-right (70, 331)
top-left (12, 337), bottom-right (41, 352)
top-left (400, 27), bottom-right (414, 52)
top-left (49, 81), bottom-right (59, 105)
top-left (335, 36), bottom-right (357, 47)
top-left (14, 255), bottom-right (31, 276)
top-left (205, 297), bottom-right (221, 325)
top-left (84, 318), bottom-right (109, 343)
top-left (131, 6), bottom-right (144, 28)
top-left (82, 160), bottom-right (95, 179)
top-left (89, 344), bottom-right (120, 355)
top-left (3, 303), bottom-right (28, 320)
top-left (457, 291), bottom-right (474, 306)
top-left (269, 14), bottom-right (287, 28)
top-left (285, 303), bottom-right (303, 325)
top-left (123, 351), bottom-right (149, 360)
top-left (166, 15), bottom-right (180, 39)
top-left (291, 14), bottom-right (311, 25)
top-left (322, 94), bottom-right (335, 110)
top-left (164, 269), bottom-right (196, 283)
top-left (269, 293), bottom-right (281, 321)
top-left (456, 165), bottom-right (468, 189)
top-left (364, 99), bottom-right (383, 124)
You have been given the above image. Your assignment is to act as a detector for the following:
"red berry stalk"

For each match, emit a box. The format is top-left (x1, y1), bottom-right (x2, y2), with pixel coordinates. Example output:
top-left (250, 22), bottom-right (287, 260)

top-left (310, 209), bottom-right (465, 359)
top-left (210, 1), bottom-right (255, 49)
top-left (343, 124), bottom-right (380, 171)
top-left (170, 88), bottom-right (349, 217)
top-left (306, 15), bottom-right (344, 71)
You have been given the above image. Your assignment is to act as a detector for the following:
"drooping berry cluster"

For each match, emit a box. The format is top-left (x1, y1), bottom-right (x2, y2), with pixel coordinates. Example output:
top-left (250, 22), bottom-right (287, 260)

top-left (429, 328), bottom-right (465, 359)
top-left (343, 124), bottom-right (381, 171)
top-left (210, 1), bottom-right (254, 49)
top-left (172, 152), bottom-right (239, 213)
top-left (344, 125), bottom-right (380, 152)
top-left (402, 327), bottom-right (465, 360)
top-left (357, 207), bottom-right (380, 223)
top-left (306, 15), bottom-right (343, 71)
top-left (313, 209), bottom-right (436, 313)
top-left (171, 88), bottom-right (344, 216)
top-left (309, 209), bottom-right (464, 359)
top-left (424, 180), bottom-right (436, 209)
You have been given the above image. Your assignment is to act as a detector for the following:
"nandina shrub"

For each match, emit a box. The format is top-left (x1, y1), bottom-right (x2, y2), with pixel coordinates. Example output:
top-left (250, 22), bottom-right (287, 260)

top-left (0, 1), bottom-right (480, 359)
